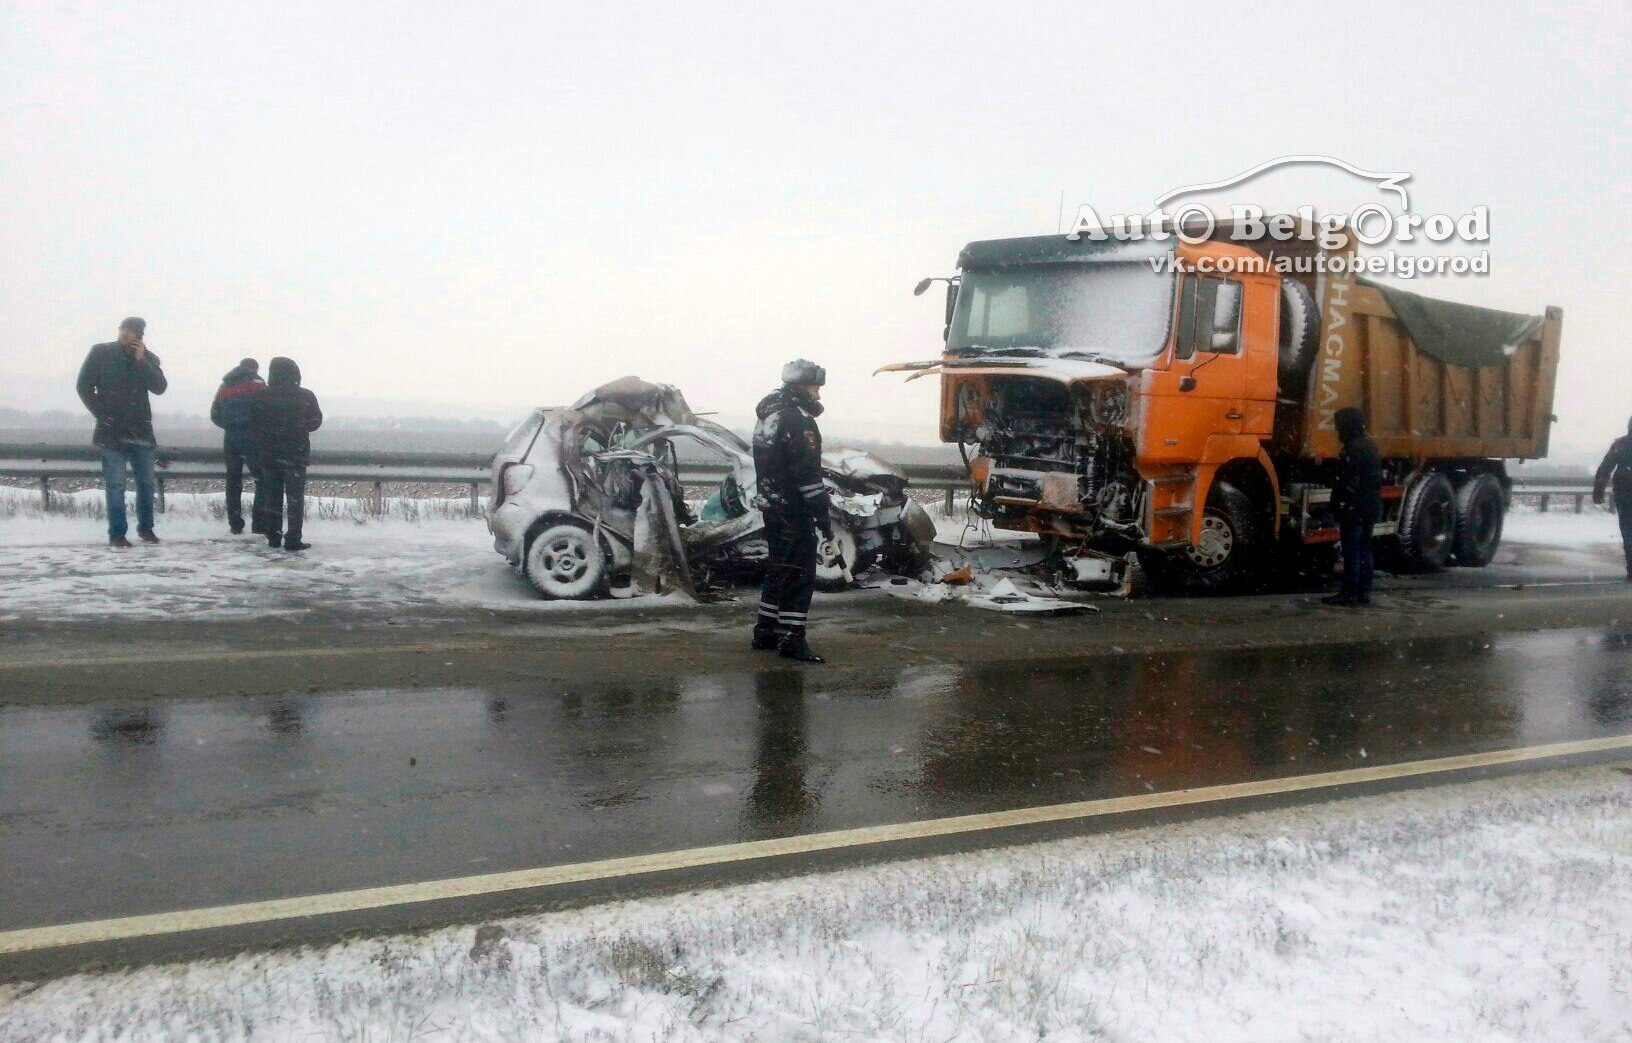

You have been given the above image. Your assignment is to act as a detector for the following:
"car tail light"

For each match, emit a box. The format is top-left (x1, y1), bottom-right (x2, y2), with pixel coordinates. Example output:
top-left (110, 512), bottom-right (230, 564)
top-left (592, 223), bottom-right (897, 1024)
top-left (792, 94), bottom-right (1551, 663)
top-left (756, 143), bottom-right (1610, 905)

top-left (493, 462), bottom-right (534, 507)
top-left (503, 465), bottom-right (534, 497)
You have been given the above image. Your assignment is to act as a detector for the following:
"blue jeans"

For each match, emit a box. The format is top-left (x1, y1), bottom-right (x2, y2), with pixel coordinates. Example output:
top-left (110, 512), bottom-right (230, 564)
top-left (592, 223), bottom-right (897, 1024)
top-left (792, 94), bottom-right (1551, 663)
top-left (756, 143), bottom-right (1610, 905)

top-left (1339, 516), bottom-right (1375, 601)
top-left (100, 443), bottom-right (157, 539)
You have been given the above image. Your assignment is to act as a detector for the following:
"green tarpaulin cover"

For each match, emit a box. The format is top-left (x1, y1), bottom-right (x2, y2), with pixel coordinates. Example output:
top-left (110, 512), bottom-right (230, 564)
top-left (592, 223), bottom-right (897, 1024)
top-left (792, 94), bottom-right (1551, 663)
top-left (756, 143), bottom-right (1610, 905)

top-left (1360, 278), bottom-right (1542, 370)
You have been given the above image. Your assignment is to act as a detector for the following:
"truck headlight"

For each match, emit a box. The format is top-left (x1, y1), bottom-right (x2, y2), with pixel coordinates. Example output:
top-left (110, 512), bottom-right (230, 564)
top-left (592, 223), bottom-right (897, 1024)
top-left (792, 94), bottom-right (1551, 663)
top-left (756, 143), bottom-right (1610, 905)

top-left (1094, 383), bottom-right (1129, 424)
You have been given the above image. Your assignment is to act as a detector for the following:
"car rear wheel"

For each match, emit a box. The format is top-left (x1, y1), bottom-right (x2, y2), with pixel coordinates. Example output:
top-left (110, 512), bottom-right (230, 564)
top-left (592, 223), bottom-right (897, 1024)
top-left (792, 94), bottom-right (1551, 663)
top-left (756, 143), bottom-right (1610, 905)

top-left (525, 521), bottom-right (608, 599)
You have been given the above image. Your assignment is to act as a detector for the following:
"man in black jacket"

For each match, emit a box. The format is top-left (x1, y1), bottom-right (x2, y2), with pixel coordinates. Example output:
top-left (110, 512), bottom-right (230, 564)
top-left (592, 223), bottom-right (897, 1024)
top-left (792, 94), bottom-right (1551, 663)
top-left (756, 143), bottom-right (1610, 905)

top-left (75, 317), bottom-right (168, 547)
top-left (248, 357), bottom-right (323, 551)
top-left (1593, 417), bottom-right (1632, 580)
top-left (210, 358), bottom-right (264, 534)
top-left (751, 359), bottom-right (833, 662)
top-left (1324, 406), bottom-right (1383, 606)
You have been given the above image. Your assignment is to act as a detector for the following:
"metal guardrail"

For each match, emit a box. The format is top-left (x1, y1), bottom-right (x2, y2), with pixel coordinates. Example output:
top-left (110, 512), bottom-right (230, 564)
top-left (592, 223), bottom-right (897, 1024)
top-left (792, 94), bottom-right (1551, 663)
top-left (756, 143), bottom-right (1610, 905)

top-left (0, 442), bottom-right (1600, 514)
top-left (0, 443), bottom-right (971, 513)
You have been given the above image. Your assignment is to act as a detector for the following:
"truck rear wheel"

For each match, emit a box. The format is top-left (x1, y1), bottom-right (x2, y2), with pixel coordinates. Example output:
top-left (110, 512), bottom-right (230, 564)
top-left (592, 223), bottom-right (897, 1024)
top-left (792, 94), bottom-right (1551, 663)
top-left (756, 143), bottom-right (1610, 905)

top-left (1452, 473), bottom-right (1505, 567)
top-left (1396, 472), bottom-right (1457, 571)
top-left (1138, 481), bottom-right (1266, 595)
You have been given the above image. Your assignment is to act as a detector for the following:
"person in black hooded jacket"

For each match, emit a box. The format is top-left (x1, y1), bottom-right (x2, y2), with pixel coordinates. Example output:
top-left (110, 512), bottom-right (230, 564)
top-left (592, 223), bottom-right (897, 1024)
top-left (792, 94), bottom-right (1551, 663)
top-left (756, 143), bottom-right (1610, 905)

top-left (1324, 406), bottom-right (1383, 606)
top-left (249, 357), bottom-right (323, 551)
top-left (751, 359), bottom-right (833, 662)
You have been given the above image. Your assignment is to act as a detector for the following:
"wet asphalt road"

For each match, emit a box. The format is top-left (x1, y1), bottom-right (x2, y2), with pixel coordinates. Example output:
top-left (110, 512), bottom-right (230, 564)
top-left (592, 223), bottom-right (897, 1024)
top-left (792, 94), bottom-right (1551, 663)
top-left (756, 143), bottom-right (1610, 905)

top-left (4, 625), bottom-right (1630, 942)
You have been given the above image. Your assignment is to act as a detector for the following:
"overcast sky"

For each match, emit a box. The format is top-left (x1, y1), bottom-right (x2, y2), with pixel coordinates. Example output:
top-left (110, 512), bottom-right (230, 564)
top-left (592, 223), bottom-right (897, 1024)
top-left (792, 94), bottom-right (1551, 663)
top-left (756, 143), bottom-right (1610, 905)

top-left (2, 1), bottom-right (1628, 452)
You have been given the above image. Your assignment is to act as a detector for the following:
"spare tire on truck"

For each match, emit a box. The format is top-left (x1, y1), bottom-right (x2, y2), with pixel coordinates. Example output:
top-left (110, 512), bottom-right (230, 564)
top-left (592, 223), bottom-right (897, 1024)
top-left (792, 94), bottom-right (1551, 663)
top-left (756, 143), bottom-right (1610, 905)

top-left (1137, 481), bottom-right (1267, 595)
top-left (1452, 472), bottom-right (1505, 567)
top-left (1277, 279), bottom-right (1320, 387)
top-left (1396, 472), bottom-right (1457, 571)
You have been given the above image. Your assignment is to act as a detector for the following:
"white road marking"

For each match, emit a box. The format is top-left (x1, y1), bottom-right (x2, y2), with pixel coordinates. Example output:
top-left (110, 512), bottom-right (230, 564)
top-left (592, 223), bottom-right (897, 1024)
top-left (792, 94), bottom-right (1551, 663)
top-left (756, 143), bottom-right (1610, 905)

top-left (3, 733), bottom-right (1629, 955)
top-left (0, 641), bottom-right (496, 671)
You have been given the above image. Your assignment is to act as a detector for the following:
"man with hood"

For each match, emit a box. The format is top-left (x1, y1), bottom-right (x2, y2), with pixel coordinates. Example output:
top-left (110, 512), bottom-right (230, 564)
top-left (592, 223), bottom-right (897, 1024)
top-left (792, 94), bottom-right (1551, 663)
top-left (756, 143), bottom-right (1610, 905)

top-left (76, 317), bottom-right (168, 547)
top-left (248, 357), bottom-right (323, 551)
top-left (1324, 405), bottom-right (1383, 606)
top-left (751, 359), bottom-right (833, 662)
top-left (210, 357), bottom-right (265, 534)
top-left (1592, 417), bottom-right (1632, 580)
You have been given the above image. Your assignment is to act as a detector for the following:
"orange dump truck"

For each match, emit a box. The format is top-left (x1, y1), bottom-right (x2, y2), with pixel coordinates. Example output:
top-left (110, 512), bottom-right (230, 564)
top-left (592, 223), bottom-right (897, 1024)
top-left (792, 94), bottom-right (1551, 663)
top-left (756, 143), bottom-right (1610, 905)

top-left (886, 226), bottom-right (1562, 593)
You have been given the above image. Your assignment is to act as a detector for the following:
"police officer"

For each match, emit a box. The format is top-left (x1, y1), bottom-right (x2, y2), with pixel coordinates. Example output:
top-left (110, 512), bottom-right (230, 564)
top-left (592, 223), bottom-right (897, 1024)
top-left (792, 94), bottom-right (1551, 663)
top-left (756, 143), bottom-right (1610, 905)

top-left (1323, 405), bottom-right (1383, 606)
top-left (1593, 416), bottom-right (1632, 581)
top-left (752, 359), bottom-right (833, 662)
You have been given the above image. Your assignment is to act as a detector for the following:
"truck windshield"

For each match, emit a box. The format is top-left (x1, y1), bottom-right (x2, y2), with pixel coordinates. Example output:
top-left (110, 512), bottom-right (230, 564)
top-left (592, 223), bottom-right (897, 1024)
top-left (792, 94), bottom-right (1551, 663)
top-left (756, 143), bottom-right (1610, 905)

top-left (948, 262), bottom-right (1176, 367)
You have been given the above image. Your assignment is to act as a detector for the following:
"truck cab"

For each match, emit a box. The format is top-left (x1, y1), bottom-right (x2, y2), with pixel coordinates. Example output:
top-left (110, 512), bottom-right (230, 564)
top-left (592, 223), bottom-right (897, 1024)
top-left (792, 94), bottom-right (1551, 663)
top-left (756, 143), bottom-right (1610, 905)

top-left (888, 235), bottom-right (1294, 592)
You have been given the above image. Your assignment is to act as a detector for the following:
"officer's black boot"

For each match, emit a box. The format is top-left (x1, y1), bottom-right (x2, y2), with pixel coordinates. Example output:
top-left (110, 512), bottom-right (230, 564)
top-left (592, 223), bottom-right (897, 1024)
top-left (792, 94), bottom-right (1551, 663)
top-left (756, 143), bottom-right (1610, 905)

top-left (778, 630), bottom-right (824, 663)
top-left (751, 624), bottom-right (782, 651)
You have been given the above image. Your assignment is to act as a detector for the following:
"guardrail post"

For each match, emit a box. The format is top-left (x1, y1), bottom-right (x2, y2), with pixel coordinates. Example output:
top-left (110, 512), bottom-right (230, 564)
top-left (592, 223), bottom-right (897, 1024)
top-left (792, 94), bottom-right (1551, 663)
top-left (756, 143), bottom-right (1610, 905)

top-left (39, 476), bottom-right (50, 509)
top-left (372, 481), bottom-right (384, 516)
top-left (156, 477), bottom-right (167, 514)
top-left (1574, 493), bottom-right (1585, 514)
top-left (944, 487), bottom-right (954, 513)
top-left (1538, 494), bottom-right (1550, 513)
top-left (469, 482), bottom-right (479, 514)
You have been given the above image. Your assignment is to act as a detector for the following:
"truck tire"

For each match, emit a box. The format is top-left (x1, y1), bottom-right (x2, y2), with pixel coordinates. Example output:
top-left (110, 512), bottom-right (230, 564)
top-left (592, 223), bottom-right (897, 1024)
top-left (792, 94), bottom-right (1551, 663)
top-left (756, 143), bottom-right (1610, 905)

top-left (1452, 473), bottom-right (1505, 567)
top-left (1396, 472), bottom-right (1457, 571)
top-left (1277, 279), bottom-right (1320, 384)
top-left (1138, 481), bottom-right (1266, 595)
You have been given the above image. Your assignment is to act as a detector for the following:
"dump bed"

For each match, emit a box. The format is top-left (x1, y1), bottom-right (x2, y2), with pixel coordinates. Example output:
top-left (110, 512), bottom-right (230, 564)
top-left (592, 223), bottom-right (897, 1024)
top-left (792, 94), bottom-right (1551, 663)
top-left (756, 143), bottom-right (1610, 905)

top-left (1287, 269), bottom-right (1561, 462)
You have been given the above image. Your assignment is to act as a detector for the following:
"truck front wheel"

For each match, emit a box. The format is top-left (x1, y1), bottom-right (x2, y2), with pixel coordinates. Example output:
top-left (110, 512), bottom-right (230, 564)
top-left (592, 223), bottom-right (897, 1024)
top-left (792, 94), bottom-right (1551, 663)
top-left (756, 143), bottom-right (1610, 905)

top-left (1396, 472), bottom-right (1457, 571)
top-left (1452, 473), bottom-right (1505, 567)
top-left (1138, 481), bottom-right (1266, 595)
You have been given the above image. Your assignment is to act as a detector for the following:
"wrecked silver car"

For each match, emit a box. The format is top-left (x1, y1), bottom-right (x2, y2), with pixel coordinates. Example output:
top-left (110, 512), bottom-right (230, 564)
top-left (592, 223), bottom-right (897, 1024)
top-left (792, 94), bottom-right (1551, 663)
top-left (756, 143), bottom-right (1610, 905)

top-left (487, 377), bottom-right (935, 599)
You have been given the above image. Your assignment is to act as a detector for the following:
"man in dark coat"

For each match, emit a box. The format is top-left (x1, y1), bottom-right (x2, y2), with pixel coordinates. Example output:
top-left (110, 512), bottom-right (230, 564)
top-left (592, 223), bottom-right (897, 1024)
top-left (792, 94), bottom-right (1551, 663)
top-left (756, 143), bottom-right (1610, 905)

top-left (751, 359), bottom-right (833, 662)
top-left (248, 357), bottom-right (323, 551)
top-left (1324, 405), bottom-right (1384, 606)
top-left (1593, 417), bottom-right (1632, 581)
top-left (210, 357), bottom-right (265, 534)
top-left (75, 317), bottom-right (168, 547)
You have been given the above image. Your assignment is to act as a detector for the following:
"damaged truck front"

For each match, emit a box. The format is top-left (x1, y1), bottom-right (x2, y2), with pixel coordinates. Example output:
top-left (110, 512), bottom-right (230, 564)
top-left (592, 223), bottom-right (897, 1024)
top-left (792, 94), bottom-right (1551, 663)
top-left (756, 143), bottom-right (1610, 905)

top-left (889, 227), bottom-right (1561, 594)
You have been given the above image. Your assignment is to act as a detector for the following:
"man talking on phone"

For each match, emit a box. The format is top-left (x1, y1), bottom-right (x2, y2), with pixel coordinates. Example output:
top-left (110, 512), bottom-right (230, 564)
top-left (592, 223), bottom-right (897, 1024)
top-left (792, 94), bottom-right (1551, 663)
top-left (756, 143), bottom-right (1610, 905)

top-left (76, 317), bottom-right (168, 547)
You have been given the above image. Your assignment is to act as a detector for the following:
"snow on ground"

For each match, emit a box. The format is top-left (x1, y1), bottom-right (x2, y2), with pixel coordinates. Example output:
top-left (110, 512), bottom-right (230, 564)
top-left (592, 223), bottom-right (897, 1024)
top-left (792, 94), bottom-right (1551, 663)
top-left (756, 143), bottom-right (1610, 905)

top-left (1504, 503), bottom-right (1623, 548)
top-left (0, 488), bottom-right (654, 621)
top-left (2, 765), bottom-right (1628, 1042)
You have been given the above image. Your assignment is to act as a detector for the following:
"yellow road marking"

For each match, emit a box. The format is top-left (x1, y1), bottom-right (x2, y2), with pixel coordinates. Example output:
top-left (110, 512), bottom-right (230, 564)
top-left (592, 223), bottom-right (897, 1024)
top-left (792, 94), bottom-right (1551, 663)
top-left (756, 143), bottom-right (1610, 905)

top-left (3, 732), bottom-right (1629, 955)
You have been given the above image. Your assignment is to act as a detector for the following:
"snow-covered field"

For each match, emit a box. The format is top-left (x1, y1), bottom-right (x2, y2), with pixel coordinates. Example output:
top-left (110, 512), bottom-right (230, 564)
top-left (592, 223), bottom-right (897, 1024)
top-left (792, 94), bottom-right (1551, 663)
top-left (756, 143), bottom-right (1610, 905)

top-left (1502, 505), bottom-right (1624, 549)
top-left (0, 488), bottom-right (652, 620)
top-left (2, 765), bottom-right (1628, 1042)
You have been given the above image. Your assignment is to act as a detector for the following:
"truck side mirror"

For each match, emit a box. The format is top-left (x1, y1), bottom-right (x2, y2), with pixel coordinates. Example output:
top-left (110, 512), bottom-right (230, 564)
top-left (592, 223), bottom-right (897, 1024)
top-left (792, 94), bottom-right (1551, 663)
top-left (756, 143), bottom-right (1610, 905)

top-left (1179, 375), bottom-right (1198, 392)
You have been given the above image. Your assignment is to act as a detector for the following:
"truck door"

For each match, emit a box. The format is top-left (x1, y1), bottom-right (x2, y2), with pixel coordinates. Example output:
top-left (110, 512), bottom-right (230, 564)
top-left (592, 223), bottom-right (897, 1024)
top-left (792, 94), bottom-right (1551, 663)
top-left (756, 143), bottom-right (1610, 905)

top-left (1144, 273), bottom-right (1249, 460)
